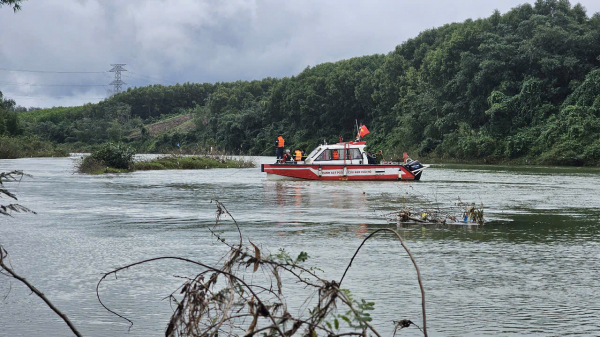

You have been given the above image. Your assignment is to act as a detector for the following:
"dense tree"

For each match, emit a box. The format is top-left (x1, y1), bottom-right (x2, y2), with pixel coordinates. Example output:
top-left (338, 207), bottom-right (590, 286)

top-left (0, 92), bottom-right (23, 136)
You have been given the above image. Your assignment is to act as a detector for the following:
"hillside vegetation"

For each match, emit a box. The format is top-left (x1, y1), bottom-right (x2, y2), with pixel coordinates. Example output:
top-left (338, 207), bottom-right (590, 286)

top-left (4, 0), bottom-right (600, 165)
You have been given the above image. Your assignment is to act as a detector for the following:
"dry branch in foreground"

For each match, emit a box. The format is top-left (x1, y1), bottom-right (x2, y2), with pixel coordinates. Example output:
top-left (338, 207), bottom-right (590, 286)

top-left (98, 200), bottom-right (428, 337)
top-left (0, 170), bottom-right (35, 216)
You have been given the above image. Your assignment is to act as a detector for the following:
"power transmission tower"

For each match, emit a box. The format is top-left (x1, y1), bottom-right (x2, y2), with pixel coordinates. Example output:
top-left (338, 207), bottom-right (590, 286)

top-left (108, 64), bottom-right (127, 95)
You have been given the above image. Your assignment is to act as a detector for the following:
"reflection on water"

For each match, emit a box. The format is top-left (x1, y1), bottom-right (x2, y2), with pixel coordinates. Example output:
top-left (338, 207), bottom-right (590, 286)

top-left (0, 156), bottom-right (599, 336)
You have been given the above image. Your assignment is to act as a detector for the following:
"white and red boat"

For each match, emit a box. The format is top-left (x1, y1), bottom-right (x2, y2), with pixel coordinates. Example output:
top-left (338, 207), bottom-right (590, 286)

top-left (261, 141), bottom-right (428, 181)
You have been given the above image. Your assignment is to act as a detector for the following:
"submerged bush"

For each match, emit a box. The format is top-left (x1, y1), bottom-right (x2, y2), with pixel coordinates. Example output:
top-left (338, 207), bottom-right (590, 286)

top-left (90, 142), bottom-right (135, 169)
top-left (133, 155), bottom-right (255, 170)
top-left (77, 156), bottom-right (106, 174)
top-left (78, 146), bottom-right (255, 173)
top-left (78, 142), bottom-right (135, 173)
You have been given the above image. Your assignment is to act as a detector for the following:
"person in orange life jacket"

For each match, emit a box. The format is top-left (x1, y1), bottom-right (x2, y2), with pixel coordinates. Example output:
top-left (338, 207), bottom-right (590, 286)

top-left (275, 134), bottom-right (285, 159)
top-left (294, 148), bottom-right (302, 161)
top-left (282, 149), bottom-right (293, 163)
top-left (332, 150), bottom-right (339, 160)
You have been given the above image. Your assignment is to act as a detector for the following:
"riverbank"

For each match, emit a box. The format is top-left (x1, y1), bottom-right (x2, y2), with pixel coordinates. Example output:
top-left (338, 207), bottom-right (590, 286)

top-left (79, 155), bottom-right (256, 174)
top-left (420, 155), bottom-right (599, 167)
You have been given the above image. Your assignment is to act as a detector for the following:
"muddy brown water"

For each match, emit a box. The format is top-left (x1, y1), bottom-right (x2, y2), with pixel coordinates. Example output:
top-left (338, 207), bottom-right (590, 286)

top-left (1, 156), bottom-right (599, 336)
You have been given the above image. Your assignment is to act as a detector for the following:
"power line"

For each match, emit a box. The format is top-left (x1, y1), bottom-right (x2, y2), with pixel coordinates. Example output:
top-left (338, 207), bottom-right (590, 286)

top-left (0, 67), bottom-right (105, 74)
top-left (1, 65), bottom-right (179, 86)
top-left (1, 65), bottom-right (184, 98)
top-left (128, 71), bottom-right (176, 85)
top-left (122, 73), bottom-right (157, 83)
top-left (10, 95), bottom-right (106, 99)
top-left (0, 81), bottom-right (108, 87)
top-left (122, 74), bottom-right (174, 86)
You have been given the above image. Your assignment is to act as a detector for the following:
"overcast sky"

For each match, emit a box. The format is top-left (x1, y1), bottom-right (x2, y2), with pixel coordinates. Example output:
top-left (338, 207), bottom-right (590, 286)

top-left (1, 0), bottom-right (599, 108)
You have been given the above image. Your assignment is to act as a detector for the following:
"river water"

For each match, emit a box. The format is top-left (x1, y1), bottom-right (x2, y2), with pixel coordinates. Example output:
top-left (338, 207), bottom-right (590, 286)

top-left (1, 156), bottom-right (599, 336)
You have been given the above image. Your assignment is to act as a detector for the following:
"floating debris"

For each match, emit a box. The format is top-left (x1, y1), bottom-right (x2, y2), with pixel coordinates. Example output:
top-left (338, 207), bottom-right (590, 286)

top-left (387, 198), bottom-right (484, 226)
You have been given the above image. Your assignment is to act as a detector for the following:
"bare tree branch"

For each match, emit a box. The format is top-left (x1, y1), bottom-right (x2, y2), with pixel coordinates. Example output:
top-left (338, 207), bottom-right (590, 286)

top-left (97, 202), bottom-right (428, 337)
top-left (339, 228), bottom-right (427, 337)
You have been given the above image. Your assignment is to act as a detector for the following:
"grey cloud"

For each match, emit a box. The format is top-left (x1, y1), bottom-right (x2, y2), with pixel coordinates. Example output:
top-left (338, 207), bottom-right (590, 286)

top-left (1, 0), bottom-right (599, 108)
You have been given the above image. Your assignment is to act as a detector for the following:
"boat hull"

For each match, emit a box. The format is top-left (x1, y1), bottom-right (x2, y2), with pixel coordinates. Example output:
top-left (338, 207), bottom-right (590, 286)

top-left (261, 164), bottom-right (419, 181)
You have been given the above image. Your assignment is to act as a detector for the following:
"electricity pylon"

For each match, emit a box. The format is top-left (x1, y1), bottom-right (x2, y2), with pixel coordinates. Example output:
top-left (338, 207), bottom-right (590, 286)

top-left (108, 64), bottom-right (127, 95)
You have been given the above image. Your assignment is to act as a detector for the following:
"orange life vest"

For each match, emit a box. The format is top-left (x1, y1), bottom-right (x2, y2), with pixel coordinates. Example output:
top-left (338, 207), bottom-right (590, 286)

top-left (332, 150), bottom-right (339, 160)
top-left (294, 150), bottom-right (302, 161)
top-left (277, 136), bottom-right (285, 147)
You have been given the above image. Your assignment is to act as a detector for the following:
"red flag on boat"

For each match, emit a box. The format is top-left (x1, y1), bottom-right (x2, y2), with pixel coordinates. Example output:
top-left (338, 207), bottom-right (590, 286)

top-left (359, 125), bottom-right (369, 137)
top-left (359, 125), bottom-right (370, 137)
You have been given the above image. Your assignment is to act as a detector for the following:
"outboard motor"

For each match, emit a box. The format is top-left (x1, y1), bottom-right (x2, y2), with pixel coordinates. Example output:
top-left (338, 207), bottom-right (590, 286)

top-left (407, 160), bottom-right (423, 171)
top-left (405, 160), bottom-right (425, 180)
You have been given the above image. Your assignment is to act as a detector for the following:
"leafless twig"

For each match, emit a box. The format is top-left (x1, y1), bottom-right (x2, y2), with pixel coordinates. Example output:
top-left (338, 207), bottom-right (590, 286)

top-left (97, 202), bottom-right (428, 336)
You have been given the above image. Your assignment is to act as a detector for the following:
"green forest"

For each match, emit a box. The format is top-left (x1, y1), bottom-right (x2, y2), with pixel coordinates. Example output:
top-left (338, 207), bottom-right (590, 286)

top-left (2, 0), bottom-right (600, 165)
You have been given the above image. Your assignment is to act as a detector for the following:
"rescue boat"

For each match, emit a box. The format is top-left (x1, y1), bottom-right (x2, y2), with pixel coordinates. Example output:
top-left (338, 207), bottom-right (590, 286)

top-left (261, 141), bottom-right (428, 181)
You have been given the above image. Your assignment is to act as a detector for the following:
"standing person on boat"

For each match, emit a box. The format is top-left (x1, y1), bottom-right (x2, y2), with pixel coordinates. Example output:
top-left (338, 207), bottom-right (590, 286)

top-left (294, 148), bottom-right (302, 161)
top-left (375, 150), bottom-right (385, 164)
top-left (275, 134), bottom-right (285, 159)
top-left (367, 151), bottom-right (376, 164)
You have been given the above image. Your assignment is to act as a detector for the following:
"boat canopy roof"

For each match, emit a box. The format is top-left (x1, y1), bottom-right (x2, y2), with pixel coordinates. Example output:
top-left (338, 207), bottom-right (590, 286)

top-left (304, 141), bottom-right (368, 164)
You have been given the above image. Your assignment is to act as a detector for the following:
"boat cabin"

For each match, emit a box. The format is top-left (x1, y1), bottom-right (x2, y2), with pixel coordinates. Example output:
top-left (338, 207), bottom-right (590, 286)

top-left (303, 141), bottom-right (372, 165)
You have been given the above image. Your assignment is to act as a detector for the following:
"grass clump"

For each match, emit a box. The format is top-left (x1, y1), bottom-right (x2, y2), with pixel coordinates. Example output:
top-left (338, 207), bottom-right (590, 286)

top-left (78, 146), bottom-right (255, 174)
top-left (77, 156), bottom-right (132, 174)
top-left (133, 155), bottom-right (255, 171)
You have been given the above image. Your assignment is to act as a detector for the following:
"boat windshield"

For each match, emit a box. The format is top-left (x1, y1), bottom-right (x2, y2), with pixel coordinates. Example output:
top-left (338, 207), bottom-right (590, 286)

top-left (307, 147), bottom-right (321, 159)
top-left (346, 148), bottom-right (362, 160)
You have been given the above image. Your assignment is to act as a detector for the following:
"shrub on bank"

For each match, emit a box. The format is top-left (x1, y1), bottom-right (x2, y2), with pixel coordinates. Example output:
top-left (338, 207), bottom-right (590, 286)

top-left (90, 142), bottom-right (135, 169)
top-left (537, 140), bottom-right (586, 166)
top-left (134, 155), bottom-right (255, 170)
top-left (78, 145), bottom-right (255, 174)
top-left (78, 142), bottom-right (135, 173)
top-left (0, 136), bottom-right (69, 159)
